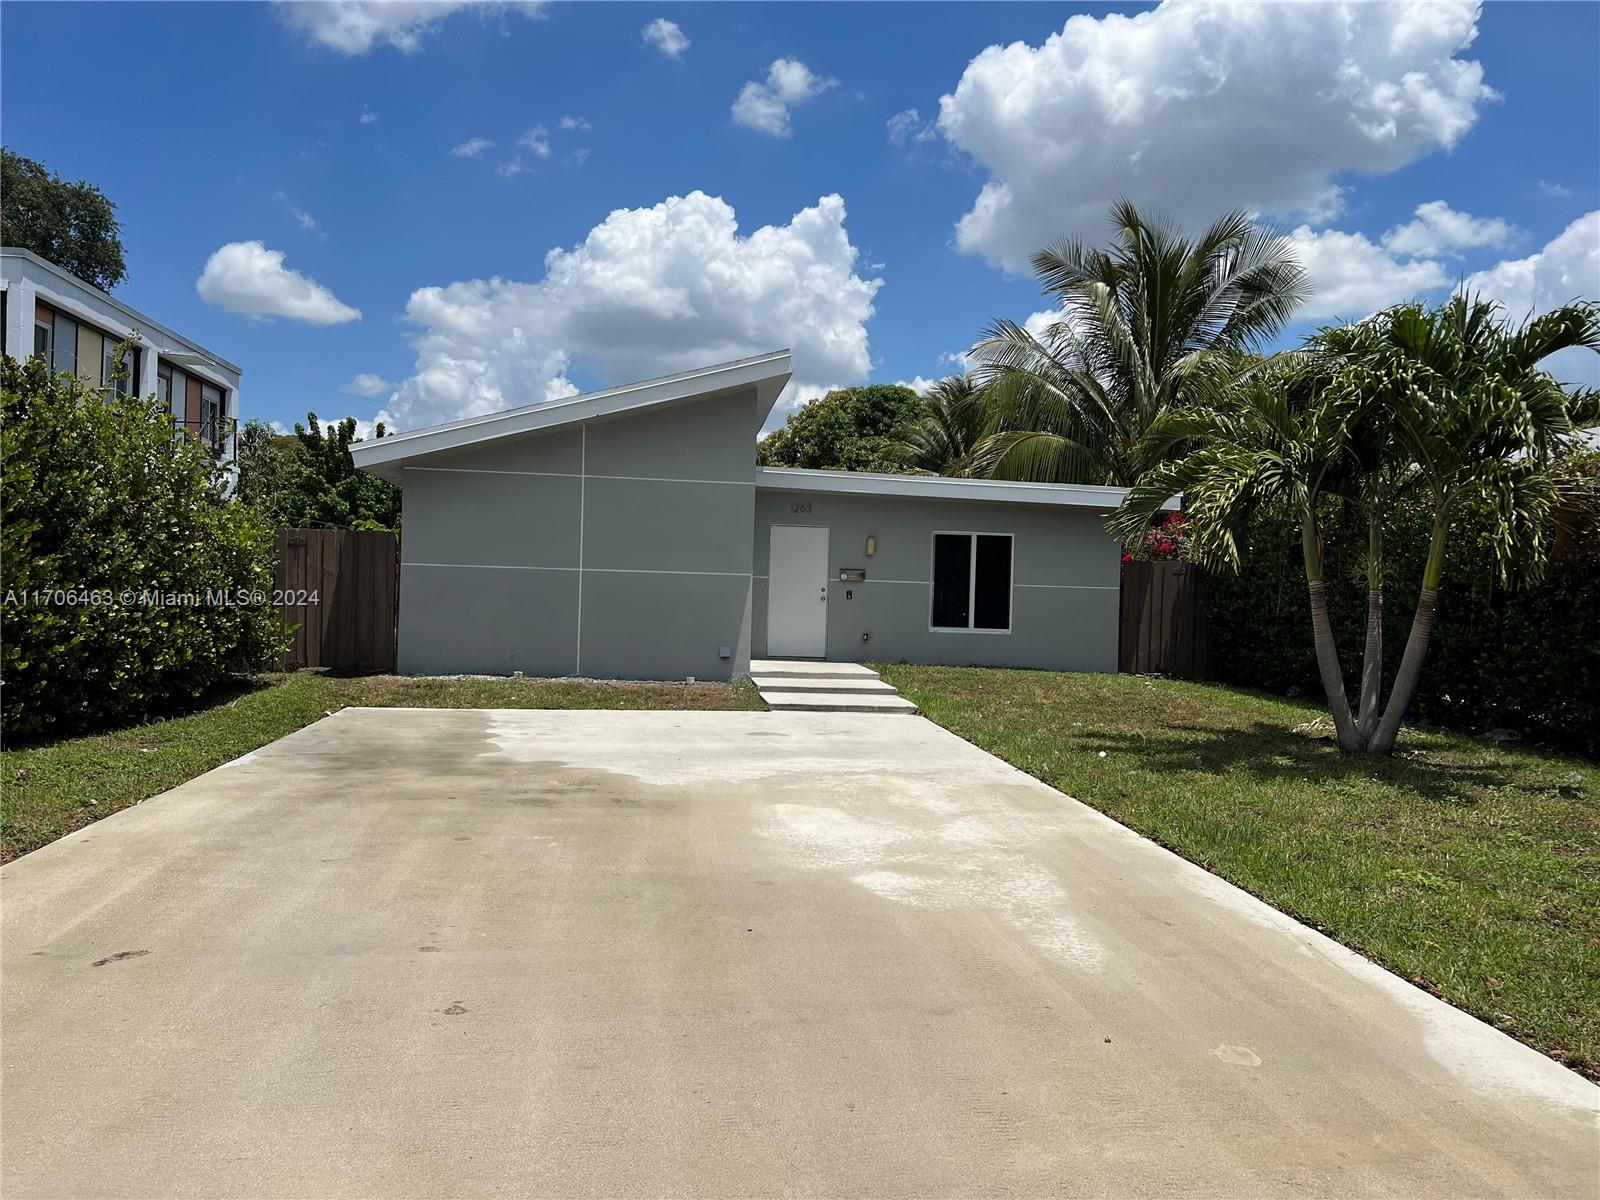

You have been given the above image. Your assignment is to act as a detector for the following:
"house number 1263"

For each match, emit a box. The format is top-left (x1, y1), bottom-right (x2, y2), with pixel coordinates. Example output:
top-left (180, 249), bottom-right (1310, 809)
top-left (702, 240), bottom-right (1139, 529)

top-left (789, 501), bottom-right (813, 514)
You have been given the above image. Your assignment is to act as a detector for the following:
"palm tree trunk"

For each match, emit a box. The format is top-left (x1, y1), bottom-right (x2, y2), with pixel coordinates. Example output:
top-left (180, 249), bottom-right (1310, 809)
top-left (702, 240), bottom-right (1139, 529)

top-left (1370, 512), bottom-right (1449, 754)
top-left (1301, 515), bottom-right (1362, 752)
top-left (1357, 500), bottom-right (1384, 742)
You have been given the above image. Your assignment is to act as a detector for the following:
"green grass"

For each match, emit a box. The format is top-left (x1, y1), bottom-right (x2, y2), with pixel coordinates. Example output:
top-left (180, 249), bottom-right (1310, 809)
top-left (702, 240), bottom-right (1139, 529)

top-left (879, 663), bottom-right (1600, 1081)
top-left (1, 671), bottom-right (763, 862)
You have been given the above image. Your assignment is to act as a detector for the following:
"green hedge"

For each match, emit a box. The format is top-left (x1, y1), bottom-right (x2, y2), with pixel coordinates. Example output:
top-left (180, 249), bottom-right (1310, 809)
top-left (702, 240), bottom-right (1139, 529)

top-left (1, 355), bottom-right (285, 738)
top-left (1204, 451), bottom-right (1600, 757)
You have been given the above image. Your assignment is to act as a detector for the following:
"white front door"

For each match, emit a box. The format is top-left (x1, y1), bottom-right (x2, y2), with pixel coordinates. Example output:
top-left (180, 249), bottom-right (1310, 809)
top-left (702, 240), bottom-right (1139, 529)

top-left (766, 525), bottom-right (830, 658)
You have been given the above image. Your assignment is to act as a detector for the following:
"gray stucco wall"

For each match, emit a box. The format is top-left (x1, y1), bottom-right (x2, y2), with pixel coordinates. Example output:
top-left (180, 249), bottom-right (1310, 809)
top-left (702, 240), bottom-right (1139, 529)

top-left (396, 390), bottom-right (757, 680)
top-left (752, 488), bottom-right (1121, 672)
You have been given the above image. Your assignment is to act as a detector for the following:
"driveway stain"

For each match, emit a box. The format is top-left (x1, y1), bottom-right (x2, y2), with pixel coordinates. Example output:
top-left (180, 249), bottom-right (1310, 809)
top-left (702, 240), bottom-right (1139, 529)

top-left (1214, 1044), bottom-right (1262, 1067)
top-left (91, 950), bottom-right (150, 967)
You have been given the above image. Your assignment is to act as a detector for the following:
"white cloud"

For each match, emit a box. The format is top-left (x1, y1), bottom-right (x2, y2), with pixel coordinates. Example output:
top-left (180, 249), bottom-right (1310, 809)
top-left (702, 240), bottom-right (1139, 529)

top-left (516, 125), bottom-right (551, 157)
top-left (1286, 225), bottom-right (1450, 321)
top-left (886, 108), bottom-right (936, 147)
top-left (559, 115), bottom-right (590, 133)
top-left (935, 0), bottom-right (1497, 269)
top-left (1381, 200), bottom-right (1517, 258)
top-left (642, 17), bottom-right (688, 58)
top-left (496, 159), bottom-right (527, 178)
top-left (387, 191), bottom-right (881, 432)
top-left (344, 373), bottom-right (394, 398)
top-left (732, 57), bottom-right (837, 137)
top-left (359, 105), bottom-right (378, 124)
top-left (196, 241), bottom-right (361, 325)
top-left (450, 137), bottom-right (494, 158)
top-left (1466, 211), bottom-right (1600, 386)
top-left (277, 1), bottom-right (546, 55)
top-left (1539, 180), bottom-right (1574, 200)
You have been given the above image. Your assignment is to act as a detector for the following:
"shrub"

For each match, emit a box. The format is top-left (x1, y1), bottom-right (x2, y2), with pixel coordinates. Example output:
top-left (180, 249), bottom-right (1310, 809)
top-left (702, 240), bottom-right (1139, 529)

top-left (1204, 450), bottom-right (1600, 756)
top-left (1, 355), bottom-right (285, 738)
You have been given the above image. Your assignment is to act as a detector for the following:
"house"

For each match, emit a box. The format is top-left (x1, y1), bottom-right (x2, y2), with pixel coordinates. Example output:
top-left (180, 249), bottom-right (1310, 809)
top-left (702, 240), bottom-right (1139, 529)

top-left (1, 247), bottom-right (241, 470)
top-left (353, 350), bottom-right (1158, 680)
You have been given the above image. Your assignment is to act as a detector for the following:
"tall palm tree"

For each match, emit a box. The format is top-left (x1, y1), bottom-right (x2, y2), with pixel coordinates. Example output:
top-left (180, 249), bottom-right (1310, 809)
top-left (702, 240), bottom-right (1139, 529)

top-left (968, 199), bottom-right (1309, 486)
top-left (1111, 294), bottom-right (1600, 755)
top-left (901, 373), bottom-right (987, 474)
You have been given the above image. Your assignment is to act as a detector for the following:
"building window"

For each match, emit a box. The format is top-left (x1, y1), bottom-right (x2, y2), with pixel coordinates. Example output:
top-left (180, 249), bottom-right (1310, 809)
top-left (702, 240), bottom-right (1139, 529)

top-left (931, 532), bottom-right (1013, 632)
top-left (33, 320), bottom-right (51, 361)
top-left (102, 340), bottom-right (139, 396)
top-left (158, 362), bottom-right (173, 410)
top-left (200, 383), bottom-right (224, 448)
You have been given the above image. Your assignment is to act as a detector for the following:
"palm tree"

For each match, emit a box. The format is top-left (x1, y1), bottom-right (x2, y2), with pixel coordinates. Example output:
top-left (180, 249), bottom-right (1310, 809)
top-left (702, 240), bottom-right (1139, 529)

top-left (901, 373), bottom-right (987, 474)
top-left (967, 199), bottom-right (1309, 486)
top-left (1110, 354), bottom-right (1371, 749)
top-left (1344, 294), bottom-right (1599, 752)
top-left (1110, 294), bottom-right (1600, 755)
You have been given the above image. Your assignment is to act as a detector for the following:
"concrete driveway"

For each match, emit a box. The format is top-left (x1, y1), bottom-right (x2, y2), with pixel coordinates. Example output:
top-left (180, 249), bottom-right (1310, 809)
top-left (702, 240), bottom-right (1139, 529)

top-left (2, 708), bottom-right (1594, 1198)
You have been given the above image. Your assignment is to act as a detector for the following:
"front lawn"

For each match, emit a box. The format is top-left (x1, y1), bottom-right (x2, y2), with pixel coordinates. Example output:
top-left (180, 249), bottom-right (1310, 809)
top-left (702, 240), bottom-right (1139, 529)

top-left (1, 671), bottom-right (763, 862)
top-left (879, 664), bottom-right (1600, 1082)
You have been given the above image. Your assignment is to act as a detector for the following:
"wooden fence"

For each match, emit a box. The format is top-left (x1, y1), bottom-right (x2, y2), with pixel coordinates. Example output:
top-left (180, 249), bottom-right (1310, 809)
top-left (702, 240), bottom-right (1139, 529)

top-left (275, 528), bottom-right (398, 672)
top-left (1119, 560), bottom-right (1209, 679)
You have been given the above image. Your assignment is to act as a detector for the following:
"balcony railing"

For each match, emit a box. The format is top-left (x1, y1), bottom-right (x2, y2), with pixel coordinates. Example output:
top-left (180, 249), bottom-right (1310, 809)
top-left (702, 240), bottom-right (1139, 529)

top-left (172, 414), bottom-right (237, 461)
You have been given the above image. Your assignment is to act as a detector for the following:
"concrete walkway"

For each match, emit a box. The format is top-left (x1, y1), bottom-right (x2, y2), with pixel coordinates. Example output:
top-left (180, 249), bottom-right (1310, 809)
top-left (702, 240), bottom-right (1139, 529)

top-left (2, 708), bottom-right (1594, 1198)
top-left (750, 658), bottom-right (919, 713)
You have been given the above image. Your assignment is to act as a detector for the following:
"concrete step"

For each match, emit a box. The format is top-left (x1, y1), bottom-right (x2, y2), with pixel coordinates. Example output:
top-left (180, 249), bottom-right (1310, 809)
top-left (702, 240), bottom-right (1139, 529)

top-left (750, 675), bottom-right (897, 695)
top-left (760, 691), bottom-right (919, 714)
top-left (748, 659), bottom-right (880, 680)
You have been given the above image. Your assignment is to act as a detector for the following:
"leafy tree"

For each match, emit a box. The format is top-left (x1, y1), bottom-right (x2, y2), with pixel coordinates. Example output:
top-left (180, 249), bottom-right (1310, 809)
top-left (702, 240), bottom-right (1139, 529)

top-left (901, 374), bottom-right (987, 474)
top-left (1, 354), bottom-right (283, 737)
top-left (274, 414), bottom-right (402, 532)
top-left (1, 148), bottom-right (127, 291)
top-left (756, 384), bottom-right (923, 472)
top-left (969, 200), bottom-right (1308, 485)
top-left (1112, 295), bottom-right (1600, 755)
top-left (234, 419), bottom-right (301, 521)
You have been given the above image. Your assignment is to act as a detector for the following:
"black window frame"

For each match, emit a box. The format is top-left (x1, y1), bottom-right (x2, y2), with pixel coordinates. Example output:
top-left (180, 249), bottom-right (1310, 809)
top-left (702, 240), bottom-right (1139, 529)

top-left (929, 531), bottom-right (1014, 634)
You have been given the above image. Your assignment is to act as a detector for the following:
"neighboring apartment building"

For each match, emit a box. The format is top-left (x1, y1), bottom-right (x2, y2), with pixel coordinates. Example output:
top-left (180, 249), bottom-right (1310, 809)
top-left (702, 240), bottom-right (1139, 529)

top-left (0, 247), bottom-right (241, 475)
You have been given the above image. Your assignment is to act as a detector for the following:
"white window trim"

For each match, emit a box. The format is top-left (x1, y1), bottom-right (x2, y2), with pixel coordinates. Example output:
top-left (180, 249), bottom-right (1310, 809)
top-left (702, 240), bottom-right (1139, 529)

top-left (929, 530), bottom-right (1014, 635)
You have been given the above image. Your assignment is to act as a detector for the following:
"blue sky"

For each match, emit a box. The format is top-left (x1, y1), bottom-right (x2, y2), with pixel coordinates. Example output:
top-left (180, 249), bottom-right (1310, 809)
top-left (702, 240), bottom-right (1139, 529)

top-left (4, 1), bottom-right (1597, 435)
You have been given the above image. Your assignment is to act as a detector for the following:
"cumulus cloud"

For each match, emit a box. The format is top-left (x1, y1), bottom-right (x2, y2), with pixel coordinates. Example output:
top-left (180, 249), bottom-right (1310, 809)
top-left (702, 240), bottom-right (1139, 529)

top-left (345, 373), bottom-right (394, 398)
top-left (935, 0), bottom-right (1497, 269)
top-left (642, 17), bottom-right (688, 58)
top-left (450, 137), bottom-right (494, 158)
top-left (559, 114), bottom-right (590, 132)
top-left (359, 105), bottom-right (378, 124)
top-left (1539, 180), bottom-right (1574, 200)
top-left (196, 242), bottom-right (361, 325)
top-left (1466, 211), bottom-right (1600, 386)
top-left (1285, 226), bottom-right (1450, 321)
top-left (386, 191), bottom-right (881, 432)
top-left (276, 0), bottom-right (546, 55)
top-left (732, 58), bottom-right (837, 137)
top-left (1382, 200), bottom-right (1517, 258)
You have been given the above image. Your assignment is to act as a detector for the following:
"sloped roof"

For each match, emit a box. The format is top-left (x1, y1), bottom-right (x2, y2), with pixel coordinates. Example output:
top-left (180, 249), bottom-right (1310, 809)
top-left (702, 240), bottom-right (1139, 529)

top-left (352, 350), bottom-right (792, 482)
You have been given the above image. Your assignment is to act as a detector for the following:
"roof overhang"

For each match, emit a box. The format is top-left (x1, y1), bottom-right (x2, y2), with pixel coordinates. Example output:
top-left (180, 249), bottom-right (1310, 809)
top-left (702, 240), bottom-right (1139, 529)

top-left (353, 350), bottom-right (792, 483)
top-left (755, 466), bottom-right (1179, 512)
